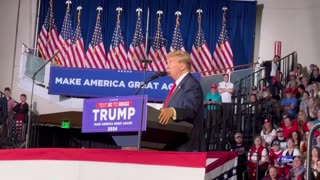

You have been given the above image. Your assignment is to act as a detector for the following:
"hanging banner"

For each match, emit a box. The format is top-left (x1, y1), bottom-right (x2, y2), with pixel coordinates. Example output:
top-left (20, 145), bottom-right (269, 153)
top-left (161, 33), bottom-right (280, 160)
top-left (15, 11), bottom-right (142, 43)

top-left (48, 67), bottom-right (200, 101)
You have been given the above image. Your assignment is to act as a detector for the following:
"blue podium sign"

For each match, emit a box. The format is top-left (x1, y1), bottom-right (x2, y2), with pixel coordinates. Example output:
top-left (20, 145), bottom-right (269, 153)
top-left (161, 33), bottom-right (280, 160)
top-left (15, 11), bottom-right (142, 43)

top-left (82, 95), bottom-right (147, 133)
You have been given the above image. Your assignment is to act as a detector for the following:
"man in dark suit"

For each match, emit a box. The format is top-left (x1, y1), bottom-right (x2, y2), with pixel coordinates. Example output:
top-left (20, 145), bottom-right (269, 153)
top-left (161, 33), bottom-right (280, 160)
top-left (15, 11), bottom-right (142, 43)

top-left (158, 51), bottom-right (204, 151)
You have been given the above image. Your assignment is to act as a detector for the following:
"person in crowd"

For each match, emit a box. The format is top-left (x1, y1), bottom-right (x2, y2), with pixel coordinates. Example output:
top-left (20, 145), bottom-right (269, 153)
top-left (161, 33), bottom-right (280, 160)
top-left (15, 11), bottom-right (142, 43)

top-left (269, 140), bottom-right (283, 165)
top-left (286, 156), bottom-right (305, 180)
top-left (311, 82), bottom-right (320, 100)
top-left (300, 91), bottom-right (310, 115)
top-left (251, 86), bottom-right (259, 96)
top-left (273, 127), bottom-right (287, 150)
top-left (299, 131), bottom-right (309, 160)
top-left (314, 109), bottom-right (320, 124)
top-left (296, 110), bottom-right (309, 135)
top-left (297, 84), bottom-right (305, 100)
top-left (309, 67), bottom-right (320, 84)
top-left (302, 76), bottom-right (312, 93)
top-left (262, 166), bottom-right (286, 180)
top-left (295, 63), bottom-right (304, 81)
top-left (281, 138), bottom-right (301, 175)
top-left (158, 51), bottom-right (204, 152)
top-left (204, 83), bottom-right (221, 110)
top-left (290, 130), bottom-right (301, 149)
top-left (260, 55), bottom-right (281, 96)
top-left (12, 94), bottom-right (29, 144)
top-left (309, 146), bottom-right (320, 170)
top-left (247, 136), bottom-right (269, 180)
top-left (260, 87), bottom-right (281, 124)
top-left (0, 87), bottom-right (15, 136)
top-left (218, 73), bottom-right (234, 103)
top-left (249, 94), bottom-right (258, 104)
top-left (261, 118), bottom-right (276, 147)
top-left (309, 64), bottom-right (318, 79)
top-left (311, 159), bottom-right (320, 180)
top-left (286, 71), bottom-right (301, 88)
top-left (231, 132), bottom-right (248, 180)
top-left (307, 97), bottom-right (319, 121)
top-left (282, 116), bottom-right (298, 139)
top-left (281, 88), bottom-right (298, 118)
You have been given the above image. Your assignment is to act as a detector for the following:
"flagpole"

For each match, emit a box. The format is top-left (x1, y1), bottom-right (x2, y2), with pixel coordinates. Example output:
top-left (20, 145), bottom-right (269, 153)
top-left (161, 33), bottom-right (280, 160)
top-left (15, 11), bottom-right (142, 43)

top-left (144, 7), bottom-right (150, 55)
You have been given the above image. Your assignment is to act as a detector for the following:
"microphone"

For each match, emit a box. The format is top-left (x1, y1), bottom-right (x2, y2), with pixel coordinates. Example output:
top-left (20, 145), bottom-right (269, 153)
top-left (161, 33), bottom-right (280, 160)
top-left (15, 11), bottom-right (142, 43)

top-left (149, 71), bottom-right (167, 80)
top-left (134, 71), bottom-right (167, 95)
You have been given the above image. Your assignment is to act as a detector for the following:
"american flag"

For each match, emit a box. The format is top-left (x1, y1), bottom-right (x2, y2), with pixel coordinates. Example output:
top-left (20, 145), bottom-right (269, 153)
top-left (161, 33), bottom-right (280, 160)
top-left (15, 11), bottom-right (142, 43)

top-left (106, 7), bottom-right (127, 70)
top-left (190, 9), bottom-right (212, 76)
top-left (170, 11), bottom-right (185, 52)
top-left (86, 7), bottom-right (107, 69)
top-left (68, 6), bottom-right (85, 68)
top-left (148, 10), bottom-right (167, 72)
top-left (127, 8), bottom-right (146, 71)
top-left (205, 152), bottom-right (238, 180)
top-left (56, 0), bottom-right (73, 67)
top-left (212, 7), bottom-right (234, 74)
top-left (37, 0), bottom-right (60, 61)
top-left (274, 41), bottom-right (282, 57)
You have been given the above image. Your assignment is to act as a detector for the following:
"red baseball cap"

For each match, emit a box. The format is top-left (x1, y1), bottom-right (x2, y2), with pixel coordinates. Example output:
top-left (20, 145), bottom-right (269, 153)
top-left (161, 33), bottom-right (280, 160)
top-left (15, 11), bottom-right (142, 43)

top-left (211, 84), bottom-right (217, 89)
top-left (285, 88), bottom-right (292, 93)
top-left (264, 118), bottom-right (271, 123)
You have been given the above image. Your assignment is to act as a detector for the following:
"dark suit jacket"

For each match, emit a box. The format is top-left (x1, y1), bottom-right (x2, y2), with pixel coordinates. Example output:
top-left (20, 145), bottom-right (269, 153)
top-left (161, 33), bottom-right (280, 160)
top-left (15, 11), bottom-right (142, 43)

top-left (166, 73), bottom-right (204, 151)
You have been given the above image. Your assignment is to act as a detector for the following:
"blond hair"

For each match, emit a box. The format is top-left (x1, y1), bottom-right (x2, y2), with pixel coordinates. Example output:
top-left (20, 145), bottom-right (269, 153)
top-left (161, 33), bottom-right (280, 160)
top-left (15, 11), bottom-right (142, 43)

top-left (167, 51), bottom-right (191, 71)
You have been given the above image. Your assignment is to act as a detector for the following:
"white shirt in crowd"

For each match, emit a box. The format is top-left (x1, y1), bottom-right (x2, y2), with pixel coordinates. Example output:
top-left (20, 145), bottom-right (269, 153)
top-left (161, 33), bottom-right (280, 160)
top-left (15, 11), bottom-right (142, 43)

top-left (260, 129), bottom-right (276, 146)
top-left (218, 81), bottom-right (234, 103)
top-left (270, 61), bottom-right (278, 77)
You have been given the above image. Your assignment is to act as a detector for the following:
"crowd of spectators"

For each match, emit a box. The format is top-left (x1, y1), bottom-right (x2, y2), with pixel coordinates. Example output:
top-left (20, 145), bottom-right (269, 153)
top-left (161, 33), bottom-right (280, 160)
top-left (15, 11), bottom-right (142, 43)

top-left (0, 87), bottom-right (29, 147)
top-left (230, 58), bottom-right (320, 179)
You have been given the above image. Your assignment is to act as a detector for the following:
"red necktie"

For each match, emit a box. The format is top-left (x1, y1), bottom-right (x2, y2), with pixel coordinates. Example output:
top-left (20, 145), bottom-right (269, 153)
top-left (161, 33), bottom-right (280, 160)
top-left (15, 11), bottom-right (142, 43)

top-left (163, 83), bottom-right (176, 108)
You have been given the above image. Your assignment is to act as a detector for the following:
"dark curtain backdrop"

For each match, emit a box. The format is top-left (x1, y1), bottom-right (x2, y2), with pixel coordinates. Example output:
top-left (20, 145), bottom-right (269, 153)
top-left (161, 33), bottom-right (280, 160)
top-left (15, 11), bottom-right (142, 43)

top-left (38, 0), bottom-right (256, 67)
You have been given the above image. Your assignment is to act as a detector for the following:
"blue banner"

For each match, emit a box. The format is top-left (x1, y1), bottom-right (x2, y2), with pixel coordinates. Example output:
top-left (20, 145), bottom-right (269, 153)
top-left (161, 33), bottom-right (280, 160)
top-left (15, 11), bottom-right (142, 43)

top-left (48, 67), bottom-right (200, 101)
top-left (82, 95), bottom-right (147, 133)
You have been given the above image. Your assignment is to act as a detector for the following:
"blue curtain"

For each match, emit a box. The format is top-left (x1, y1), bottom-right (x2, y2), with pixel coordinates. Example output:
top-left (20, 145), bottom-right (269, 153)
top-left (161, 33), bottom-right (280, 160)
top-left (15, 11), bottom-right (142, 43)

top-left (38, 0), bottom-right (256, 67)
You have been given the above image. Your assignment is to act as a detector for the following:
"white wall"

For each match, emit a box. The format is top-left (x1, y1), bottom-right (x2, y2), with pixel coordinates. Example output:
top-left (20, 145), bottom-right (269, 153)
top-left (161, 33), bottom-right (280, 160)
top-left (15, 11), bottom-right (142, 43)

top-left (256, 0), bottom-right (320, 67)
top-left (1, 0), bottom-right (320, 114)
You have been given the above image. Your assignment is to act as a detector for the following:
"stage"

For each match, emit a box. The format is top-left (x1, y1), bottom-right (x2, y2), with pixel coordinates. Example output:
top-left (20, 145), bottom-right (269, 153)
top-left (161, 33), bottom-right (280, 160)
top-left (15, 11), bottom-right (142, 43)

top-left (0, 148), bottom-right (237, 180)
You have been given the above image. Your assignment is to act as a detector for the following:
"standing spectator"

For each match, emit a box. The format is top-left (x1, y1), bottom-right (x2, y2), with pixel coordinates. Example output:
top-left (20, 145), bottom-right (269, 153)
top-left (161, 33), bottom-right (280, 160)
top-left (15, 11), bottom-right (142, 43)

top-left (204, 83), bottom-right (221, 110)
top-left (12, 94), bottom-right (29, 144)
top-left (260, 55), bottom-right (281, 96)
top-left (0, 87), bottom-right (15, 137)
top-left (309, 67), bottom-right (320, 85)
top-left (231, 132), bottom-right (248, 180)
top-left (281, 88), bottom-right (298, 118)
top-left (218, 73), bottom-right (234, 103)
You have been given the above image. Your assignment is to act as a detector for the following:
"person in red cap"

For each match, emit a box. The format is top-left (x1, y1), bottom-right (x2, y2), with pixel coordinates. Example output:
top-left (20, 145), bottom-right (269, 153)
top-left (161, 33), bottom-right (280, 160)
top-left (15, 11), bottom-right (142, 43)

top-left (204, 83), bottom-right (221, 110)
top-left (280, 88), bottom-right (298, 117)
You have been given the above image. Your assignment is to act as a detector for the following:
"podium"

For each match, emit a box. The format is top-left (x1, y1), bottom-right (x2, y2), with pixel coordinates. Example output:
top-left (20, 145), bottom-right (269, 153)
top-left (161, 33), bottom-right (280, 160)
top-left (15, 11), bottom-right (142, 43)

top-left (112, 105), bottom-right (193, 150)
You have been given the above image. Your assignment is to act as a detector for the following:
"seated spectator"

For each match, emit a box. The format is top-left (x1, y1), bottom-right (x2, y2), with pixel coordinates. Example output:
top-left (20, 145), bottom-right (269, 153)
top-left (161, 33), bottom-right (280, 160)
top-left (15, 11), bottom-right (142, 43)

top-left (290, 130), bottom-right (301, 149)
top-left (262, 166), bottom-right (286, 180)
top-left (281, 88), bottom-right (298, 118)
top-left (281, 138), bottom-right (301, 175)
top-left (286, 156), bottom-right (305, 180)
top-left (299, 131), bottom-right (308, 161)
top-left (309, 64), bottom-right (318, 79)
top-left (301, 76), bottom-right (312, 93)
top-left (282, 116), bottom-right (298, 139)
top-left (309, 67), bottom-right (320, 85)
top-left (311, 82), bottom-right (320, 100)
top-left (261, 118), bottom-right (276, 147)
top-left (218, 73), bottom-right (234, 103)
top-left (299, 91), bottom-right (310, 115)
top-left (296, 84), bottom-right (305, 99)
top-left (269, 140), bottom-right (283, 166)
top-left (311, 159), bottom-right (320, 179)
top-left (309, 146), bottom-right (320, 170)
top-left (273, 127), bottom-right (287, 150)
top-left (286, 71), bottom-right (301, 88)
top-left (251, 86), bottom-right (259, 96)
top-left (12, 94), bottom-right (29, 144)
top-left (231, 132), bottom-right (248, 180)
top-left (247, 136), bottom-right (269, 180)
top-left (306, 97), bottom-right (319, 121)
top-left (204, 83), bottom-right (221, 110)
top-left (290, 81), bottom-right (299, 98)
top-left (314, 109), bottom-right (320, 124)
top-left (295, 63), bottom-right (304, 81)
top-left (249, 94), bottom-right (258, 104)
top-left (297, 110), bottom-right (309, 135)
